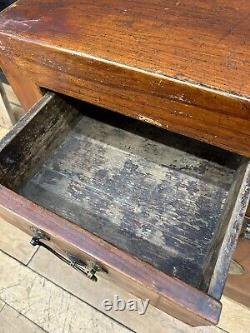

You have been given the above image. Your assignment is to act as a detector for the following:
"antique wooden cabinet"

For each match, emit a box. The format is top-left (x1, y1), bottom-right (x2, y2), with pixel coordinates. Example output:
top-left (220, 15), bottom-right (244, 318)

top-left (0, 0), bottom-right (249, 327)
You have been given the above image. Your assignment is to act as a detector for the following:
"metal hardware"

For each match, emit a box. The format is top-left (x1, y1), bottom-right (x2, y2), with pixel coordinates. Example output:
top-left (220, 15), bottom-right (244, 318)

top-left (30, 234), bottom-right (104, 281)
top-left (30, 226), bottom-right (50, 241)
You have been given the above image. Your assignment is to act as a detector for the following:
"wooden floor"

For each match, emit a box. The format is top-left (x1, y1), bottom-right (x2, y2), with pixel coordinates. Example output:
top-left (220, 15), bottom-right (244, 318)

top-left (0, 84), bottom-right (250, 333)
top-left (0, 219), bottom-right (250, 333)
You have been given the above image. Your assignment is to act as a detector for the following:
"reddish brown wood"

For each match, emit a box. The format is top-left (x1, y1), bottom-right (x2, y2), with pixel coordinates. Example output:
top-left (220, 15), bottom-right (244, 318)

top-left (225, 238), bottom-right (250, 308)
top-left (0, 0), bottom-right (249, 155)
top-left (0, 53), bottom-right (42, 111)
top-left (0, 185), bottom-right (221, 326)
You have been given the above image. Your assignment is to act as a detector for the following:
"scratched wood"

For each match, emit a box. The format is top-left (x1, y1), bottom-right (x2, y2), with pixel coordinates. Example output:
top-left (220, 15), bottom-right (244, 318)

top-left (18, 96), bottom-right (240, 289)
top-left (0, 93), bottom-right (81, 190)
top-left (0, 93), bottom-right (222, 326)
top-left (0, 92), bottom-right (248, 325)
top-left (0, 0), bottom-right (249, 155)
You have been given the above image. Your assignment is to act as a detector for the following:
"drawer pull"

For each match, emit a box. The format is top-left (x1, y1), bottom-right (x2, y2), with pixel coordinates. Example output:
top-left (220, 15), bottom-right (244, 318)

top-left (30, 236), bottom-right (103, 281)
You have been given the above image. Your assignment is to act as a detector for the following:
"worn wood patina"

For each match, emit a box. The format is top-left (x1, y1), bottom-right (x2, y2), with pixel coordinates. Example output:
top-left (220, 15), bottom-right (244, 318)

top-left (0, 0), bottom-right (249, 156)
top-left (19, 99), bottom-right (239, 289)
top-left (0, 92), bottom-right (248, 325)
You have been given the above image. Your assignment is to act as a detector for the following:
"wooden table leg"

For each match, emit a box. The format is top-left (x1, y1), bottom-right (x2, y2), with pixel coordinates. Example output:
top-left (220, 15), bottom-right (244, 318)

top-left (0, 55), bottom-right (42, 111)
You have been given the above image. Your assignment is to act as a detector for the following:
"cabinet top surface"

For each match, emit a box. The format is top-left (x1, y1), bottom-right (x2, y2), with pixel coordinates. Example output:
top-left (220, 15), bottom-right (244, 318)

top-left (0, 0), bottom-right (249, 99)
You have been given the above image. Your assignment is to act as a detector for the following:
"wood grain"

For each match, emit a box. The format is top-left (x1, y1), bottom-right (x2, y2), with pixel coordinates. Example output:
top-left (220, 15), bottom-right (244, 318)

top-left (0, 186), bottom-right (222, 326)
top-left (0, 0), bottom-right (249, 155)
top-left (0, 80), bottom-right (24, 122)
top-left (0, 92), bottom-right (248, 325)
top-left (0, 53), bottom-right (42, 111)
top-left (0, 93), bottom-right (81, 190)
top-left (206, 161), bottom-right (250, 299)
top-left (1, 80), bottom-right (20, 107)
top-left (19, 102), bottom-right (236, 290)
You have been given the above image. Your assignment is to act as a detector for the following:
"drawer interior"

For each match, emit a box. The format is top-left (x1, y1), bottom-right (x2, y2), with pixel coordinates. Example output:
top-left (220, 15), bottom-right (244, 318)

top-left (0, 92), bottom-right (246, 292)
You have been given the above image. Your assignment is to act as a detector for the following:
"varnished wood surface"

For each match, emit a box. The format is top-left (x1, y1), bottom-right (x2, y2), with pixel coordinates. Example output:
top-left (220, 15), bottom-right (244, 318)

top-left (0, 0), bottom-right (249, 155)
top-left (0, 53), bottom-right (42, 111)
top-left (0, 0), bottom-right (249, 98)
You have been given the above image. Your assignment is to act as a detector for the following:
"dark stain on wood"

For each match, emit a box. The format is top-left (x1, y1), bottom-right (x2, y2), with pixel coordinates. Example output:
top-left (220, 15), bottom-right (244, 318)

top-left (0, 92), bottom-right (248, 325)
top-left (0, 92), bottom-right (81, 189)
top-left (0, 91), bottom-right (246, 290)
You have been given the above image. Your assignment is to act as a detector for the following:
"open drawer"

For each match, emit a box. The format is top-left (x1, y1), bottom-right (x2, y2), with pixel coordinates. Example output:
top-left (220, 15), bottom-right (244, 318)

top-left (0, 92), bottom-right (249, 326)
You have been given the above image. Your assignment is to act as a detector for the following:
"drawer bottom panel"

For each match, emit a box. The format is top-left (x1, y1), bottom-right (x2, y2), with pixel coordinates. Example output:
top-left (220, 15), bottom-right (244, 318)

top-left (19, 104), bottom-right (234, 290)
top-left (0, 92), bottom-right (248, 326)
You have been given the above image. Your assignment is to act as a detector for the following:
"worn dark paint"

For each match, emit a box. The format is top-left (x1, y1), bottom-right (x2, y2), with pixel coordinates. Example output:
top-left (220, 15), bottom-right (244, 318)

top-left (0, 184), bottom-right (222, 326)
top-left (0, 0), bottom-right (15, 12)
top-left (0, 92), bottom-right (80, 189)
top-left (207, 161), bottom-right (250, 298)
top-left (20, 103), bottom-right (237, 289)
top-left (0, 92), bottom-right (248, 325)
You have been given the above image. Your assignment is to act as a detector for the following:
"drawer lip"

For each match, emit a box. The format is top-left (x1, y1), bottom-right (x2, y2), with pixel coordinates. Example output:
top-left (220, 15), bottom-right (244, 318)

top-left (208, 161), bottom-right (250, 299)
top-left (0, 185), bottom-right (221, 326)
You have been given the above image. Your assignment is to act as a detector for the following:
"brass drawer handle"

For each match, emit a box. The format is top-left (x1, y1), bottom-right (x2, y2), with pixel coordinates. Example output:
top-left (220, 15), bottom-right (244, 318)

top-left (30, 236), bottom-right (103, 281)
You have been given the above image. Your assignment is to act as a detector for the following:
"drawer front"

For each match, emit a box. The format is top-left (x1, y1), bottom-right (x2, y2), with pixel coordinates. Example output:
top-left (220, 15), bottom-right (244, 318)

top-left (0, 186), bottom-right (221, 326)
top-left (0, 92), bottom-right (249, 326)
